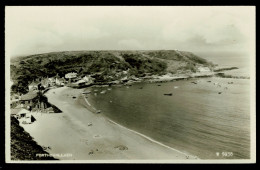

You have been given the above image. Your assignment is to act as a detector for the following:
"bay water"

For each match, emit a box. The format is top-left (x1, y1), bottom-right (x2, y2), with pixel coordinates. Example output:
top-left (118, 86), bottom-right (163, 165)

top-left (86, 52), bottom-right (251, 159)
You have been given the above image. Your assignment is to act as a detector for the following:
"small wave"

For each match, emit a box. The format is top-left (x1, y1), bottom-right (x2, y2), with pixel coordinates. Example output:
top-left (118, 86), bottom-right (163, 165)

top-left (106, 118), bottom-right (199, 159)
top-left (81, 94), bottom-right (97, 111)
top-left (79, 92), bottom-right (198, 159)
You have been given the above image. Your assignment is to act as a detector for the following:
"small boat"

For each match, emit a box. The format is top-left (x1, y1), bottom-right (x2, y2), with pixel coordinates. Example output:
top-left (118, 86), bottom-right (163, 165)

top-left (164, 93), bottom-right (173, 96)
top-left (96, 110), bottom-right (101, 114)
top-left (100, 90), bottom-right (106, 94)
top-left (218, 92), bottom-right (222, 94)
top-left (174, 86), bottom-right (179, 89)
top-left (82, 91), bottom-right (91, 94)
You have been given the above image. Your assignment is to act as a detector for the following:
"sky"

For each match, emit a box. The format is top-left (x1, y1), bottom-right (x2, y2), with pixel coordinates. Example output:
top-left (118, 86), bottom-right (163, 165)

top-left (5, 6), bottom-right (255, 58)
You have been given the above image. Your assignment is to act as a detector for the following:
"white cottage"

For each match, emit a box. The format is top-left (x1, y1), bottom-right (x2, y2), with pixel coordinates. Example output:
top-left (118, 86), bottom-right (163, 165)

top-left (11, 108), bottom-right (30, 119)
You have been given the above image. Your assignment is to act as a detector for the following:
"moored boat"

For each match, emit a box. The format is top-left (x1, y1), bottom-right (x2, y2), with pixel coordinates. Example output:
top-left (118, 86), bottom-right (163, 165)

top-left (82, 90), bottom-right (91, 94)
top-left (164, 93), bottom-right (173, 96)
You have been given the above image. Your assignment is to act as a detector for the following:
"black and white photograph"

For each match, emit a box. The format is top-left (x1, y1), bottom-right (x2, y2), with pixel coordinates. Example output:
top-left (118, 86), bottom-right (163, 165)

top-left (5, 6), bottom-right (255, 163)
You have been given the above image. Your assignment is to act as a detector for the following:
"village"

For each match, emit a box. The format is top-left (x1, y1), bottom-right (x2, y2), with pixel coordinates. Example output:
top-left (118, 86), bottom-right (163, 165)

top-left (10, 65), bottom-right (215, 125)
top-left (10, 72), bottom-right (94, 125)
top-left (10, 68), bottom-right (145, 125)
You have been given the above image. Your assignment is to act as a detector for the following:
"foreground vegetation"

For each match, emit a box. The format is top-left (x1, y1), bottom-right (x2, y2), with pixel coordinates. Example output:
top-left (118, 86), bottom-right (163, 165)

top-left (11, 117), bottom-right (57, 160)
top-left (11, 50), bottom-right (215, 94)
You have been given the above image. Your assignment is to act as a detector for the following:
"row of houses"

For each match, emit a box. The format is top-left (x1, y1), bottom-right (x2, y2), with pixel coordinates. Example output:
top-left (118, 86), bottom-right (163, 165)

top-left (65, 73), bottom-right (93, 88)
top-left (28, 77), bottom-right (66, 92)
top-left (11, 108), bottom-right (36, 124)
top-left (10, 90), bottom-right (53, 124)
top-left (10, 72), bottom-right (93, 116)
top-left (9, 73), bottom-right (74, 123)
top-left (28, 73), bottom-right (93, 91)
top-left (10, 91), bottom-right (43, 124)
top-left (11, 90), bottom-right (48, 110)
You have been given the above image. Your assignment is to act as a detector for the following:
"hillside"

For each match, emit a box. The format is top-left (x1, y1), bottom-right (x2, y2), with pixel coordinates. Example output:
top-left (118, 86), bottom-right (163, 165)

top-left (10, 50), bottom-right (215, 94)
top-left (11, 117), bottom-right (57, 160)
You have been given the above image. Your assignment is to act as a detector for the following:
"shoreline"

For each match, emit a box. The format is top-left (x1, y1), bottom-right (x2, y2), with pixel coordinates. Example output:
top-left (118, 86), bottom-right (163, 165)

top-left (105, 119), bottom-right (193, 156)
top-left (84, 76), bottom-right (251, 160)
top-left (20, 86), bottom-right (198, 160)
top-left (13, 71), bottom-right (250, 161)
top-left (80, 94), bottom-right (197, 158)
top-left (16, 69), bottom-right (249, 160)
top-left (90, 68), bottom-right (249, 88)
top-left (79, 90), bottom-right (199, 159)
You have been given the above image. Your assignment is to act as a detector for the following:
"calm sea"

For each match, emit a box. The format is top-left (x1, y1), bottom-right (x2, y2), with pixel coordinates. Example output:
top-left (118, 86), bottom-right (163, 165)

top-left (86, 52), bottom-right (251, 159)
top-left (194, 51), bottom-right (251, 77)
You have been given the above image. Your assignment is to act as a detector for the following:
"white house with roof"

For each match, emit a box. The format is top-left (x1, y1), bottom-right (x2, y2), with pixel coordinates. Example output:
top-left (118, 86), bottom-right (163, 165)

top-left (83, 75), bottom-right (93, 82)
top-left (198, 66), bottom-right (211, 72)
top-left (20, 91), bottom-right (38, 108)
top-left (68, 75), bottom-right (93, 88)
top-left (65, 72), bottom-right (78, 83)
top-left (55, 77), bottom-right (65, 86)
top-left (65, 72), bottom-right (77, 79)
top-left (11, 108), bottom-right (30, 119)
top-left (11, 107), bottom-right (36, 124)
top-left (41, 78), bottom-right (51, 88)
top-left (48, 77), bottom-right (56, 86)
top-left (28, 81), bottom-right (41, 91)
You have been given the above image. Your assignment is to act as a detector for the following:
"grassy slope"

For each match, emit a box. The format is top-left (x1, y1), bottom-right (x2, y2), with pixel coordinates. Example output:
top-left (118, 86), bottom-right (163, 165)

top-left (10, 50), bottom-right (215, 93)
top-left (10, 117), bottom-right (57, 160)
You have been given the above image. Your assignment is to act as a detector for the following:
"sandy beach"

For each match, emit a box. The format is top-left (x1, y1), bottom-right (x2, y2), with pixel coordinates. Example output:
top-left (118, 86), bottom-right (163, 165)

top-left (19, 86), bottom-right (197, 160)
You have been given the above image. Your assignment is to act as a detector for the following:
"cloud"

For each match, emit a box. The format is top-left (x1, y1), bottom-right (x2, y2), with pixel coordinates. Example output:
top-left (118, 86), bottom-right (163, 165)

top-left (162, 12), bottom-right (248, 46)
top-left (5, 6), bottom-right (255, 57)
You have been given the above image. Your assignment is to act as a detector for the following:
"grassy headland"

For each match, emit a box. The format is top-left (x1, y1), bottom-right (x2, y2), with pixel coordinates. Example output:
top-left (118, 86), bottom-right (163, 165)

top-left (10, 50), bottom-right (215, 94)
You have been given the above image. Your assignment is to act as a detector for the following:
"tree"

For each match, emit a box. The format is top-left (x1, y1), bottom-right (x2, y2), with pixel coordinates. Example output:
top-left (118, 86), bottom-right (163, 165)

top-left (11, 82), bottom-right (28, 94)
